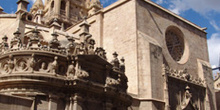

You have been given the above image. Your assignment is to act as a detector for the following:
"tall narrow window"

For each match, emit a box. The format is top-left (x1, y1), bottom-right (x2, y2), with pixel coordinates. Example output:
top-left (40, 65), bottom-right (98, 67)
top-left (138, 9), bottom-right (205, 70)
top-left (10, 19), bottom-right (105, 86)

top-left (61, 1), bottom-right (66, 11)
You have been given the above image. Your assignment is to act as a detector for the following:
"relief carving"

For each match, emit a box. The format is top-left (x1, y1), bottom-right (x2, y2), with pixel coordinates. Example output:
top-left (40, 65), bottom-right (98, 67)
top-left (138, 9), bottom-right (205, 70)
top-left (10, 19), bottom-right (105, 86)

top-left (105, 77), bottom-right (120, 86)
top-left (48, 56), bottom-right (58, 75)
top-left (180, 86), bottom-right (192, 109)
top-left (15, 58), bottom-right (28, 72)
top-left (95, 47), bottom-right (107, 60)
top-left (111, 52), bottom-right (120, 70)
top-left (0, 35), bottom-right (9, 52)
top-left (66, 61), bottom-right (75, 78)
top-left (39, 62), bottom-right (48, 72)
top-left (29, 53), bottom-right (35, 72)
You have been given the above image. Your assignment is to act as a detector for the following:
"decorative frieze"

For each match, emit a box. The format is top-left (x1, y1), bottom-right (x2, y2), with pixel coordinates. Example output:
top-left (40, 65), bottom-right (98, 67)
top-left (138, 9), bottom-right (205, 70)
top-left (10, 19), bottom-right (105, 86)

top-left (163, 65), bottom-right (204, 86)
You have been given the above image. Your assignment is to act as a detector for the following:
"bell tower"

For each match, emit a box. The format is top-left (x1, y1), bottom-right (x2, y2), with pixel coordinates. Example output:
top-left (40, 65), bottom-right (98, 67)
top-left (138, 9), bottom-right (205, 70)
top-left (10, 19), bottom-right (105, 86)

top-left (41, 0), bottom-right (102, 30)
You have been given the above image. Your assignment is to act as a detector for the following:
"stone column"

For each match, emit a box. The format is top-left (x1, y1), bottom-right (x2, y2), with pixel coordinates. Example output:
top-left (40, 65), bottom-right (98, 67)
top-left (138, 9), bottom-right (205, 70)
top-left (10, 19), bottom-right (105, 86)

top-left (66, 0), bottom-right (70, 18)
top-left (162, 64), bottom-right (170, 110)
top-left (48, 95), bottom-right (53, 110)
top-left (48, 94), bottom-right (58, 110)
top-left (72, 93), bottom-right (83, 110)
top-left (54, 0), bottom-right (61, 16)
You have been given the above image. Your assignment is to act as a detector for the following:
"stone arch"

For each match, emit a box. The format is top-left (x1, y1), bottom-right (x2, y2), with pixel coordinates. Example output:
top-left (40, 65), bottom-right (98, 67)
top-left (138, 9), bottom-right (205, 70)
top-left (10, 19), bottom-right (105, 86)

top-left (51, 1), bottom-right (54, 9)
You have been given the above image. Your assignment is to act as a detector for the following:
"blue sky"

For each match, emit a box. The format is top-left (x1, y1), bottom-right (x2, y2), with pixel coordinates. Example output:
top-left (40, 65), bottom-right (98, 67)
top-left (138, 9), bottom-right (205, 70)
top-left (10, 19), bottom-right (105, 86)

top-left (1, 0), bottom-right (220, 73)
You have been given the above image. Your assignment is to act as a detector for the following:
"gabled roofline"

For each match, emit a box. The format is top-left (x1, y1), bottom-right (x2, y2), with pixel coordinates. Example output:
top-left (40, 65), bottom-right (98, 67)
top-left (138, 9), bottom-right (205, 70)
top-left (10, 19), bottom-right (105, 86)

top-left (143, 0), bottom-right (206, 33)
top-left (67, 0), bottom-right (207, 33)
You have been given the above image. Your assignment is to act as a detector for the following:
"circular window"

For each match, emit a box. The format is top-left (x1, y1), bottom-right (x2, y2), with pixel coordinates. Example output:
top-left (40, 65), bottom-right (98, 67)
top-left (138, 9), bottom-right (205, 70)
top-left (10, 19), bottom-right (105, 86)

top-left (165, 27), bottom-right (184, 61)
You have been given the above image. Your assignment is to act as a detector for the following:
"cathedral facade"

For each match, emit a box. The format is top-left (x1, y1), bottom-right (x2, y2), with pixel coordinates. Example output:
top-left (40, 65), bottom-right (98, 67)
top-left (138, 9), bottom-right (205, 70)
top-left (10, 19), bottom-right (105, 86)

top-left (0, 0), bottom-right (217, 110)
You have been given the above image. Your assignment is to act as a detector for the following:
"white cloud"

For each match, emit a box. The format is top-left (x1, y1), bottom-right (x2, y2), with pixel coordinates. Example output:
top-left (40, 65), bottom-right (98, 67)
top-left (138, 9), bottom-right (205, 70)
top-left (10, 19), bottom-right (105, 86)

top-left (208, 33), bottom-right (220, 69)
top-left (210, 20), bottom-right (220, 31)
top-left (156, 0), bottom-right (163, 4)
top-left (30, 0), bottom-right (45, 4)
top-left (168, 0), bottom-right (220, 15)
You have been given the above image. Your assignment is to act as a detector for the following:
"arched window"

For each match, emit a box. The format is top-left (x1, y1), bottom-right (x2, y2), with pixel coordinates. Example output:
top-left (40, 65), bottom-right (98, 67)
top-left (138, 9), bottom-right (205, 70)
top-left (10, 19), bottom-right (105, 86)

top-left (35, 17), bottom-right (38, 23)
top-left (51, 1), bottom-right (54, 9)
top-left (61, 1), bottom-right (66, 11)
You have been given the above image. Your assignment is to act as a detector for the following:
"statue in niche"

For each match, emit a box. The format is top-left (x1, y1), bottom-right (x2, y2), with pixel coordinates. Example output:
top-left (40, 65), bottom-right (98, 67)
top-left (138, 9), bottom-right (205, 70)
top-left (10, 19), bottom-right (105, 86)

top-left (2, 63), bottom-right (9, 74)
top-left (39, 62), bottom-right (47, 72)
top-left (8, 54), bottom-right (14, 73)
top-left (180, 86), bottom-right (192, 110)
top-left (29, 53), bottom-right (35, 72)
top-left (111, 52), bottom-right (120, 69)
top-left (66, 61), bottom-right (75, 78)
top-left (74, 42), bottom-right (86, 55)
top-left (86, 38), bottom-right (95, 55)
top-left (66, 36), bottom-right (76, 55)
top-left (48, 56), bottom-right (58, 75)
top-left (79, 42), bottom-right (86, 54)
top-left (95, 47), bottom-right (107, 59)
top-left (20, 62), bottom-right (27, 70)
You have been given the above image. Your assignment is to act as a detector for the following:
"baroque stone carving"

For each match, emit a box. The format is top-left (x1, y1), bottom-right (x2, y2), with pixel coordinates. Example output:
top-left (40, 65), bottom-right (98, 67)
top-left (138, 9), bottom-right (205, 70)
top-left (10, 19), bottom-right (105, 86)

top-left (180, 86), bottom-right (192, 109)
top-left (16, 58), bottom-right (28, 72)
top-left (111, 52), bottom-right (120, 70)
top-left (27, 26), bottom-right (41, 49)
top-left (95, 47), bottom-right (107, 60)
top-left (8, 54), bottom-right (15, 74)
top-left (163, 65), bottom-right (204, 86)
top-left (11, 28), bottom-right (22, 49)
top-left (66, 36), bottom-right (76, 55)
top-left (49, 31), bottom-right (60, 49)
top-left (85, 36), bottom-right (95, 55)
top-left (0, 35), bottom-right (9, 52)
top-left (105, 77), bottom-right (120, 86)
top-left (66, 61), bottom-right (75, 78)
top-left (29, 53), bottom-right (35, 72)
top-left (48, 56), bottom-right (58, 75)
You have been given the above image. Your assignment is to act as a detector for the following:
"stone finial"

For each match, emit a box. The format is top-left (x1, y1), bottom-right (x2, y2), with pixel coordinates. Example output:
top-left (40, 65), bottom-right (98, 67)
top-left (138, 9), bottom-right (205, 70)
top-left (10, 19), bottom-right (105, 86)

top-left (0, 6), bottom-right (4, 12)
top-left (11, 28), bottom-right (22, 49)
top-left (14, 28), bottom-right (21, 37)
top-left (17, 0), bottom-right (29, 4)
top-left (1, 35), bottom-right (9, 51)
top-left (2, 35), bottom-right (8, 42)
top-left (32, 26), bottom-right (40, 38)
top-left (27, 26), bottom-right (41, 48)
top-left (88, 0), bottom-right (102, 15)
top-left (16, 0), bottom-right (29, 12)
top-left (49, 31), bottom-right (60, 49)
top-left (50, 18), bottom-right (61, 29)
top-left (31, 0), bottom-right (44, 11)
top-left (79, 16), bottom-right (91, 42)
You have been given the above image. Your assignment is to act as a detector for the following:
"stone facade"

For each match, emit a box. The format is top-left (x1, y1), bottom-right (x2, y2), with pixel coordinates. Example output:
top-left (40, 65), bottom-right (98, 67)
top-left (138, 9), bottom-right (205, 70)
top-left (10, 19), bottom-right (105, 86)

top-left (0, 0), bottom-right (217, 110)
